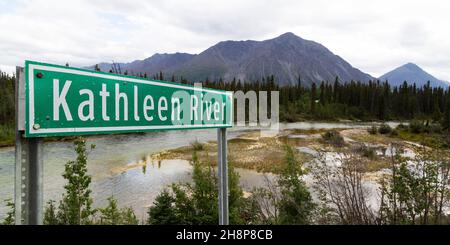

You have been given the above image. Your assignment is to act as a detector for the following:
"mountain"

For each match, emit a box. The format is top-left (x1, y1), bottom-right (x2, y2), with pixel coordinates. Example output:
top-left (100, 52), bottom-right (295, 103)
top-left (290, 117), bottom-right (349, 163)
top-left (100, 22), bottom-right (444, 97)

top-left (88, 53), bottom-right (195, 75)
top-left (89, 32), bottom-right (374, 86)
top-left (379, 63), bottom-right (449, 88)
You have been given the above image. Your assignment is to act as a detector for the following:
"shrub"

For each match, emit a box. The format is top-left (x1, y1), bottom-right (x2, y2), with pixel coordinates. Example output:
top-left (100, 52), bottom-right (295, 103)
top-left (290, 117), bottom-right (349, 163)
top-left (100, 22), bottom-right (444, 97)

top-left (99, 196), bottom-right (139, 225)
top-left (367, 125), bottom-right (378, 135)
top-left (190, 140), bottom-right (204, 151)
top-left (321, 130), bottom-right (345, 147)
top-left (408, 120), bottom-right (425, 134)
top-left (1, 199), bottom-right (14, 225)
top-left (147, 152), bottom-right (257, 225)
top-left (424, 124), bottom-right (443, 134)
top-left (356, 145), bottom-right (377, 160)
top-left (277, 146), bottom-right (315, 224)
top-left (378, 124), bottom-right (392, 135)
top-left (389, 129), bottom-right (399, 136)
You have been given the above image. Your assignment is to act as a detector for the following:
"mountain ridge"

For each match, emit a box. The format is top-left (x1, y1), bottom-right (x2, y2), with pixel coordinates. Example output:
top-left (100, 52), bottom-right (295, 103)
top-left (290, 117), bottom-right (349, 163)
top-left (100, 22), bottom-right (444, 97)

top-left (88, 33), bottom-right (448, 88)
top-left (88, 32), bottom-right (374, 86)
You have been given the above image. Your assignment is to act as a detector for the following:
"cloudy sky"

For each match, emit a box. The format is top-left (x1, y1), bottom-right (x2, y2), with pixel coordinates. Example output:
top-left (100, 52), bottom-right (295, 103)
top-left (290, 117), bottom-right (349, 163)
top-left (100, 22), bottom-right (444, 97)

top-left (1, 0), bottom-right (449, 80)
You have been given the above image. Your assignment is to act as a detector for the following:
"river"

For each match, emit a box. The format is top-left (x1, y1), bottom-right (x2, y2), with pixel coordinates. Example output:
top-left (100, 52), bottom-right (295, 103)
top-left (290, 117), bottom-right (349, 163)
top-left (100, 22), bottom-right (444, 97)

top-left (0, 121), bottom-right (401, 220)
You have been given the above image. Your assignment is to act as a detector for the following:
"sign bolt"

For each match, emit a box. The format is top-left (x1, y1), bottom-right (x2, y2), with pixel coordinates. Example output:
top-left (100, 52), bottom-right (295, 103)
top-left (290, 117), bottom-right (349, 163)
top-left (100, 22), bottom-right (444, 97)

top-left (36, 72), bottom-right (43, 78)
top-left (33, 124), bottom-right (40, 130)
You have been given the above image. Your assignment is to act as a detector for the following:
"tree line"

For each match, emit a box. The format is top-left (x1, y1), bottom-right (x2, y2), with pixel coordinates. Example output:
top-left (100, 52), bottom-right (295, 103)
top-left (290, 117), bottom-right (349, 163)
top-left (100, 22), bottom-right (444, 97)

top-left (2, 68), bottom-right (450, 144)
top-left (120, 69), bottom-right (450, 125)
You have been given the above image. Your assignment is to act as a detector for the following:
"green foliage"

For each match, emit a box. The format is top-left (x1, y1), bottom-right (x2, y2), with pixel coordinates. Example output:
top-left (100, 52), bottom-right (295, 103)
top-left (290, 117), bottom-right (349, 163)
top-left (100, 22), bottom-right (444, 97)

top-left (1, 199), bottom-right (15, 225)
top-left (277, 146), bottom-right (315, 224)
top-left (442, 97), bottom-right (450, 130)
top-left (389, 129), bottom-right (399, 136)
top-left (405, 120), bottom-right (443, 134)
top-left (357, 145), bottom-right (377, 160)
top-left (54, 137), bottom-right (95, 225)
top-left (147, 151), bottom-right (257, 225)
top-left (394, 126), bottom-right (449, 149)
top-left (190, 152), bottom-right (218, 224)
top-left (43, 200), bottom-right (58, 225)
top-left (0, 72), bottom-right (15, 146)
top-left (0, 123), bottom-right (14, 146)
top-left (378, 124), bottom-right (392, 134)
top-left (190, 140), bottom-right (204, 151)
top-left (0, 72), bottom-right (14, 125)
top-left (44, 138), bottom-right (138, 225)
top-left (379, 149), bottom-right (450, 225)
top-left (147, 190), bottom-right (179, 224)
top-left (408, 120), bottom-right (426, 134)
top-left (99, 196), bottom-right (138, 225)
top-left (321, 130), bottom-right (345, 147)
top-left (368, 125), bottom-right (378, 135)
top-left (367, 123), bottom-right (392, 135)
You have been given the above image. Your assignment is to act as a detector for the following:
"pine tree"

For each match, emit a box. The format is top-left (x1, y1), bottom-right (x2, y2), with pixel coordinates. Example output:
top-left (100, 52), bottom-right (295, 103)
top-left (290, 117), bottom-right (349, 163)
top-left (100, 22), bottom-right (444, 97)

top-left (1, 199), bottom-right (14, 225)
top-left (319, 82), bottom-right (325, 105)
top-left (43, 200), bottom-right (58, 225)
top-left (442, 96), bottom-right (450, 130)
top-left (98, 196), bottom-right (138, 225)
top-left (147, 190), bottom-right (178, 225)
top-left (100, 196), bottom-right (122, 225)
top-left (55, 137), bottom-right (95, 225)
top-left (277, 146), bottom-right (315, 224)
top-left (310, 83), bottom-right (317, 114)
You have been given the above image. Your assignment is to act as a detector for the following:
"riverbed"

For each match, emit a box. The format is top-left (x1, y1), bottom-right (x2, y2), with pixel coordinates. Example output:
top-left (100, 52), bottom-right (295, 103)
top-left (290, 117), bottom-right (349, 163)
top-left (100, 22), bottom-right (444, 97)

top-left (0, 121), bottom-right (401, 220)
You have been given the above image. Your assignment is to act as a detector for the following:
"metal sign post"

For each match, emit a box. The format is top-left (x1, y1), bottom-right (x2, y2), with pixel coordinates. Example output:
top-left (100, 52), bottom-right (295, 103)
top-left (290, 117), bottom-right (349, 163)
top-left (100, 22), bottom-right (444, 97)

top-left (218, 127), bottom-right (228, 225)
top-left (15, 67), bottom-right (44, 225)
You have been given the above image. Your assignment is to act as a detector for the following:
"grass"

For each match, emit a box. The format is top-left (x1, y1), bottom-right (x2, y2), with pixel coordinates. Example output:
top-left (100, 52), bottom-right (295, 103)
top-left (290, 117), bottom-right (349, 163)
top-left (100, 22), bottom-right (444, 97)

top-left (153, 133), bottom-right (311, 173)
top-left (391, 128), bottom-right (449, 149)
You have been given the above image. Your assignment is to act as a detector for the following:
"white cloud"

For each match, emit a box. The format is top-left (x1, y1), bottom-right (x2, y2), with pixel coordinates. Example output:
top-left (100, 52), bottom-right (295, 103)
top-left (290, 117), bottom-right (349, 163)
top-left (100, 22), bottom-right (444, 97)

top-left (0, 0), bottom-right (449, 81)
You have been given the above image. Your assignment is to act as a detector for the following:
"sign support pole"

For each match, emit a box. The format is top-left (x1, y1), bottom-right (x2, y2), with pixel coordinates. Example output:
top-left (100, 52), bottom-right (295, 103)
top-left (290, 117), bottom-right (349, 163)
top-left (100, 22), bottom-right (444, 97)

top-left (27, 137), bottom-right (43, 225)
top-left (15, 66), bottom-right (43, 225)
top-left (218, 127), bottom-right (228, 225)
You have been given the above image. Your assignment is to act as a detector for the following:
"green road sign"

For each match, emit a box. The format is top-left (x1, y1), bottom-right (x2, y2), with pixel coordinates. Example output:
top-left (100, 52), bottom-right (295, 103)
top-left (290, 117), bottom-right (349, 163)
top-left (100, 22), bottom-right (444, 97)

top-left (24, 60), bottom-right (233, 137)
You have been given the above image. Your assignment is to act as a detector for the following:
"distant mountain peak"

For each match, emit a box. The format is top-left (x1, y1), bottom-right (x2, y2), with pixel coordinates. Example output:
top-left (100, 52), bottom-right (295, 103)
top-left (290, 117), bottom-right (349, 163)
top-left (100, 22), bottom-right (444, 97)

top-left (402, 62), bottom-right (422, 70)
top-left (278, 32), bottom-right (297, 37)
top-left (273, 32), bottom-right (304, 41)
top-left (380, 63), bottom-right (449, 87)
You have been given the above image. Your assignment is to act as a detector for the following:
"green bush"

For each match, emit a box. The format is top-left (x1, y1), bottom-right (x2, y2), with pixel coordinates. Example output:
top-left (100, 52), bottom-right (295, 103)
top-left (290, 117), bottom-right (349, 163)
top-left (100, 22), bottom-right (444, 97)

top-left (408, 120), bottom-right (425, 134)
top-left (43, 137), bottom-right (139, 225)
top-left (98, 196), bottom-right (139, 225)
top-left (367, 125), bottom-right (378, 135)
top-left (389, 129), bottom-right (399, 136)
top-left (424, 124), bottom-right (443, 134)
top-left (147, 152), bottom-right (257, 225)
top-left (378, 124), bottom-right (392, 135)
top-left (0, 123), bottom-right (14, 146)
top-left (190, 140), bottom-right (204, 151)
top-left (321, 130), bottom-right (345, 147)
top-left (357, 145), bottom-right (377, 160)
top-left (1, 199), bottom-right (14, 225)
